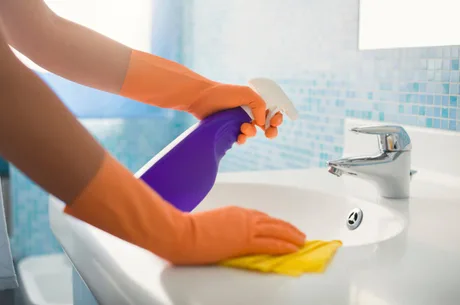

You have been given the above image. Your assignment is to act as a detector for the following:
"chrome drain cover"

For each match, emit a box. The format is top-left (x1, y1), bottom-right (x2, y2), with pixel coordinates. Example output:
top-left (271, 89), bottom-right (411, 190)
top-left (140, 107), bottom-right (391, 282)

top-left (347, 208), bottom-right (363, 230)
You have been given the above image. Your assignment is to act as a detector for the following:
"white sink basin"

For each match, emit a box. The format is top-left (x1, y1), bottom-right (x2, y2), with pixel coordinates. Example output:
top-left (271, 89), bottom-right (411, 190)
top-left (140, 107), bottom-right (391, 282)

top-left (195, 182), bottom-right (405, 247)
top-left (49, 179), bottom-right (407, 305)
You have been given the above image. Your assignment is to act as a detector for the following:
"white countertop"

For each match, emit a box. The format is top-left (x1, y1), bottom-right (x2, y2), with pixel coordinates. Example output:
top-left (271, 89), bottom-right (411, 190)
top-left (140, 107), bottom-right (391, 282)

top-left (49, 119), bottom-right (460, 305)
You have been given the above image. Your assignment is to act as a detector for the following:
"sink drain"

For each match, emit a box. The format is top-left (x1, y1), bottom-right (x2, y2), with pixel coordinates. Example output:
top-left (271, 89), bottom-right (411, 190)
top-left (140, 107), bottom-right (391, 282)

top-left (347, 208), bottom-right (363, 230)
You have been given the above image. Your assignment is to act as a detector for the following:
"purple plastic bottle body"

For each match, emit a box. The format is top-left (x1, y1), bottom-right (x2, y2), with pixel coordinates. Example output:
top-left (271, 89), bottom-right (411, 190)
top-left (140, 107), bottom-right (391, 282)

top-left (138, 107), bottom-right (252, 212)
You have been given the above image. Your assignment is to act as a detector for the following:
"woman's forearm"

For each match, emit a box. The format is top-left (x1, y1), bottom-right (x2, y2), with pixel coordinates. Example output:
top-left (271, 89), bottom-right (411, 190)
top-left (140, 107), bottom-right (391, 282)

top-left (0, 0), bottom-right (132, 94)
top-left (0, 30), bottom-right (105, 203)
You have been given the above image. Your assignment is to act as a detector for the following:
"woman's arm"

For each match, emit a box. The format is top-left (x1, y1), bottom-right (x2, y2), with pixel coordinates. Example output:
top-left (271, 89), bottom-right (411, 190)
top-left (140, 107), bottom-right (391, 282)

top-left (0, 0), bottom-right (131, 94)
top-left (0, 26), bottom-right (105, 203)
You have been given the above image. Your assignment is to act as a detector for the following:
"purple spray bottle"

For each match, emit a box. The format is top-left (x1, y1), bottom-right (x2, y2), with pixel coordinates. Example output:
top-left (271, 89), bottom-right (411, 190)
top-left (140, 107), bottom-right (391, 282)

top-left (134, 78), bottom-right (299, 212)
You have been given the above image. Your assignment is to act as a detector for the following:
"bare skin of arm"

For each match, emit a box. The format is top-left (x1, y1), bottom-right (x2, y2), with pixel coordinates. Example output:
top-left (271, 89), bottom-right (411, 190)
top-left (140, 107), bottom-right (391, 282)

top-left (0, 26), bottom-right (105, 203)
top-left (0, 0), bottom-right (131, 93)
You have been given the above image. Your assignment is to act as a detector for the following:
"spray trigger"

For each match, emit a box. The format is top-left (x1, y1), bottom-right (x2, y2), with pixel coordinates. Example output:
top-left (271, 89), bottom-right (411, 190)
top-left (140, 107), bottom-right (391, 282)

top-left (248, 78), bottom-right (299, 130)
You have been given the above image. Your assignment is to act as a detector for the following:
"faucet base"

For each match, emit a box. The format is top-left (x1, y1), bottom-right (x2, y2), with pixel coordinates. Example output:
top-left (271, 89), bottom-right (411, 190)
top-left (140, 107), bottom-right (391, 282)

top-left (374, 176), bottom-right (411, 199)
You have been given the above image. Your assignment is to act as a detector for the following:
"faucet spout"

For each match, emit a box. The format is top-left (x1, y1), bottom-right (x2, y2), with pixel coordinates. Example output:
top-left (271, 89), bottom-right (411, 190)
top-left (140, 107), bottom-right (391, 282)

top-left (327, 153), bottom-right (389, 176)
top-left (327, 165), bottom-right (343, 177)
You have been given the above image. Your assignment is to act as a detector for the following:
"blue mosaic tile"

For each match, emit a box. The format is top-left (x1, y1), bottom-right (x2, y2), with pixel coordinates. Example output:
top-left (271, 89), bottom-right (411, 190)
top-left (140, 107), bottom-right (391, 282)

top-left (435, 59), bottom-right (443, 70)
top-left (426, 118), bottom-right (433, 127)
top-left (433, 119), bottom-right (441, 128)
top-left (442, 71), bottom-right (450, 82)
top-left (434, 107), bottom-right (441, 117)
top-left (442, 96), bottom-right (449, 106)
top-left (419, 106), bottom-right (426, 116)
top-left (443, 47), bottom-right (451, 58)
top-left (420, 95), bottom-right (427, 104)
top-left (442, 120), bottom-right (449, 129)
top-left (442, 84), bottom-right (449, 94)
top-left (442, 108), bottom-right (449, 118)
top-left (442, 59), bottom-right (450, 70)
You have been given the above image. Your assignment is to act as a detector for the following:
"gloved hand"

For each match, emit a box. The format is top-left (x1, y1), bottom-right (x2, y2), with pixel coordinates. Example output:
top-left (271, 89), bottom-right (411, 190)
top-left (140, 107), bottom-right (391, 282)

top-left (64, 152), bottom-right (306, 265)
top-left (175, 206), bottom-right (305, 265)
top-left (119, 50), bottom-right (283, 144)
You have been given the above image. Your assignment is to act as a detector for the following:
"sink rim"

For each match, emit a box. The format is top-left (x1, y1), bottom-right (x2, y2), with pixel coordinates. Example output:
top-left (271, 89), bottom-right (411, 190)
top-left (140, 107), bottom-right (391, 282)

top-left (197, 181), bottom-right (407, 248)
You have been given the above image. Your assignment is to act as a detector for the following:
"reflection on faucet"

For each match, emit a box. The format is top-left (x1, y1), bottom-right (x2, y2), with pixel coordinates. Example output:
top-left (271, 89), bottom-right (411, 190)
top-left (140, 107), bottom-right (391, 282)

top-left (327, 125), bottom-right (416, 199)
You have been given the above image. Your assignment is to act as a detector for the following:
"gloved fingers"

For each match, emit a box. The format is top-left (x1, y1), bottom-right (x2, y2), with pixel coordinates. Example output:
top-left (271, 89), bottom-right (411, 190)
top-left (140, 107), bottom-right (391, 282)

top-left (269, 112), bottom-right (283, 127)
top-left (238, 110), bottom-right (283, 143)
top-left (238, 127), bottom-right (277, 143)
top-left (237, 122), bottom-right (257, 145)
top-left (244, 87), bottom-right (267, 127)
top-left (240, 122), bottom-right (257, 137)
top-left (264, 127), bottom-right (278, 139)
top-left (264, 111), bottom-right (283, 139)
top-left (249, 238), bottom-right (299, 255)
top-left (255, 220), bottom-right (306, 247)
top-left (237, 134), bottom-right (247, 145)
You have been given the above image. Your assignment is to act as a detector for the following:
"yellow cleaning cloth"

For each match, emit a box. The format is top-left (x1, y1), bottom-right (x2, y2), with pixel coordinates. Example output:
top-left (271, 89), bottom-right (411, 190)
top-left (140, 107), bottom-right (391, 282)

top-left (220, 240), bottom-right (342, 277)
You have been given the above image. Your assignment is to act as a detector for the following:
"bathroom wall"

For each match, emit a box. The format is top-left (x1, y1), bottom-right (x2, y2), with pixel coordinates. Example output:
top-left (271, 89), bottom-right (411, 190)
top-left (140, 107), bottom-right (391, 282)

top-left (9, 0), bottom-right (186, 260)
top-left (182, 0), bottom-right (460, 172)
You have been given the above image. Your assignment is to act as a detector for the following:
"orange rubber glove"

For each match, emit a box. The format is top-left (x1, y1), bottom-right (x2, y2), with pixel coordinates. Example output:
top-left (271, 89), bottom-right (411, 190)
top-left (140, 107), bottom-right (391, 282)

top-left (64, 152), bottom-right (306, 265)
top-left (119, 50), bottom-right (283, 144)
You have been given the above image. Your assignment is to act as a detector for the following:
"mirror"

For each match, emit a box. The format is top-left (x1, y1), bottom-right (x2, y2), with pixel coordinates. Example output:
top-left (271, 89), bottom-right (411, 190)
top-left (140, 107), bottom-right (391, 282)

top-left (359, 0), bottom-right (460, 50)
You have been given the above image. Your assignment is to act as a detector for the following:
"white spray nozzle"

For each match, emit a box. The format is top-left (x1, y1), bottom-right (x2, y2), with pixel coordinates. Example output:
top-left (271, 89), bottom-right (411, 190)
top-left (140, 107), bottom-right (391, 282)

top-left (247, 78), bottom-right (299, 130)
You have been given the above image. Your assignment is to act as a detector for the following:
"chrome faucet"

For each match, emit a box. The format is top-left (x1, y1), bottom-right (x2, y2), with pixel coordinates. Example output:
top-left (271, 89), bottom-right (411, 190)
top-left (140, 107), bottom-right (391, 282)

top-left (327, 125), bottom-right (416, 199)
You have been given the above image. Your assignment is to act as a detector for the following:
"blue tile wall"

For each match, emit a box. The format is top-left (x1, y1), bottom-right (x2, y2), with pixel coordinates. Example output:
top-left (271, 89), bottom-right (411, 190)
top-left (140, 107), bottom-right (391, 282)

top-left (182, 0), bottom-right (460, 172)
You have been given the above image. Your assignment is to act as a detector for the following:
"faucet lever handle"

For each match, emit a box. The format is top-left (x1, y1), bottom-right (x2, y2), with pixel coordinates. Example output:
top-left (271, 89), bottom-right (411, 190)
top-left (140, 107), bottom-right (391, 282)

top-left (351, 125), bottom-right (412, 152)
